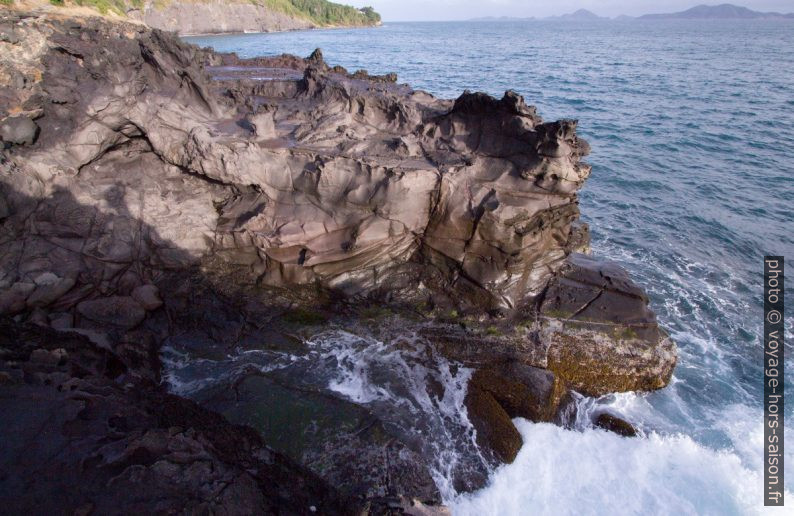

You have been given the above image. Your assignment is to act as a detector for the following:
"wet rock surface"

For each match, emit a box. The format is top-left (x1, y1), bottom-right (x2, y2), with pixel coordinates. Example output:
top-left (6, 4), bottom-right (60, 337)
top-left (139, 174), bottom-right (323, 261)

top-left (0, 318), bottom-right (347, 515)
top-left (538, 253), bottom-right (677, 396)
top-left (594, 412), bottom-right (638, 437)
top-left (0, 9), bottom-right (677, 512)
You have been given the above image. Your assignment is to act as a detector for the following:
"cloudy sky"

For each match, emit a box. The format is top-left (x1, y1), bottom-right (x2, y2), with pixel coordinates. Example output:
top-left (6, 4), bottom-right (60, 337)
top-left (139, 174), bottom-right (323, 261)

top-left (348, 1), bottom-right (794, 21)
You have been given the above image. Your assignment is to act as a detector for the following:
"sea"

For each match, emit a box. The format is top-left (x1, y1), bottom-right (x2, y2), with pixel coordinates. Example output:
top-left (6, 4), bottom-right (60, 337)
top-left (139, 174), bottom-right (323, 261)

top-left (181, 19), bottom-right (794, 515)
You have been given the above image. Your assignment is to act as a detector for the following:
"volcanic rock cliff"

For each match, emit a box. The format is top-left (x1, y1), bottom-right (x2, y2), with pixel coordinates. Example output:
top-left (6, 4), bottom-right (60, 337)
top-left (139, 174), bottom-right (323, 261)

top-left (0, 9), bottom-right (676, 513)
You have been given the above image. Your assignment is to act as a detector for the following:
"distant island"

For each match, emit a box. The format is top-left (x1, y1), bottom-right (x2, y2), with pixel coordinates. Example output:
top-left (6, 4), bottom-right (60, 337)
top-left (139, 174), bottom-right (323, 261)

top-left (639, 4), bottom-right (794, 19)
top-left (469, 4), bottom-right (794, 22)
top-left (546, 9), bottom-right (606, 21)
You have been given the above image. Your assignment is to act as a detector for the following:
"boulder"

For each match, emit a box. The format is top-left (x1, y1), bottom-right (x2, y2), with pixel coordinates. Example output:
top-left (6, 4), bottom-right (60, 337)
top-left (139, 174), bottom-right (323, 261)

top-left (469, 364), bottom-right (569, 423)
top-left (0, 282), bottom-right (36, 315)
top-left (594, 413), bottom-right (638, 437)
top-left (539, 253), bottom-right (677, 396)
top-left (464, 383), bottom-right (523, 464)
top-left (27, 274), bottom-right (76, 308)
top-left (463, 364), bottom-right (570, 464)
top-left (132, 284), bottom-right (163, 311)
top-left (76, 296), bottom-right (146, 329)
top-left (49, 312), bottom-right (74, 330)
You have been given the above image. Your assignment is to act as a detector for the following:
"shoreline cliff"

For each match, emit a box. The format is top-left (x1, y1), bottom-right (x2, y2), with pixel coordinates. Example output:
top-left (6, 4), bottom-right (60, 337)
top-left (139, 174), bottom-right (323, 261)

top-left (3, 0), bottom-right (382, 36)
top-left (0, 9), bottom-right (676, 513)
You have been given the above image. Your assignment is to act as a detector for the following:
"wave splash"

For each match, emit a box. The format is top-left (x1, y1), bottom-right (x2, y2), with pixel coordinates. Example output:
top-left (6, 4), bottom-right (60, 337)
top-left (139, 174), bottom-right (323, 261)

top-left (452, 416), bottom-right (791, 516)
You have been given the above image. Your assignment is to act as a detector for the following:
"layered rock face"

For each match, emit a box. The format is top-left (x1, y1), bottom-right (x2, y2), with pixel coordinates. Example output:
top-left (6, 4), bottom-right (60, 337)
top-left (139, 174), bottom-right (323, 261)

top-left (1, 10), bottom-right (591, 312)
top-left (0, 9), bottom-right (676, 511)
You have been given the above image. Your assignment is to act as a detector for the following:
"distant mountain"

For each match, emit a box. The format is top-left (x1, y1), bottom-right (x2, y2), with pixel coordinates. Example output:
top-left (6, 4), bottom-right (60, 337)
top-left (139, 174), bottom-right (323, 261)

top-left (468, 15), bottom-right (535, 22)
top-left (467, 4), bottom-right (794, 23)
top-left (470, 9), bottom-right (605, 22)
top-left (547, 9), bottom-right (606, 21)
top-left (640, 4), bottom-right (794, 19)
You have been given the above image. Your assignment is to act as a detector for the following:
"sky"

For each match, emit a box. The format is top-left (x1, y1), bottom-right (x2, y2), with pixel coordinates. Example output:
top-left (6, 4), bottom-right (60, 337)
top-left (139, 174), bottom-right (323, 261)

top-left (347, 1), bottom-right (794, 21)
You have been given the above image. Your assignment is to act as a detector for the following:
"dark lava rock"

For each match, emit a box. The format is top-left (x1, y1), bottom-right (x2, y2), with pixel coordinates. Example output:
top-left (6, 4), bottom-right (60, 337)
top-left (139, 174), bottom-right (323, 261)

top-left (594, 413), bottom-right (638, 437)
top-left (0, 9), bottom-right (677, 507)
top-left (464, 382), bottom-right (523, 464)
top-left (539, 253), bottom-right (677, 396)
top-left (464, 364), bottom-right (571, 464)
top-left (77, 296), bottom-right (146, 329)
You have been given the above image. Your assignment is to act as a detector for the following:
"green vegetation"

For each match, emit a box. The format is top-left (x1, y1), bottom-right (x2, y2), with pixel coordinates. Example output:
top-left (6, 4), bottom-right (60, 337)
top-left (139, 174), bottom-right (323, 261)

top-left (359, 306), bottom-right (391, 319)
top-left (44, 0), bottom-right (380, 26)
top-left (543, 309), bottom-right (573, 319)
top-left (49, 0), bottom-right (143, 15)
top-left (485, 325), bottom-right (503, 337)
top-left (282, 308), bottom-right (328, 326)
top-left (1, 0), bottom-right (13, 6)
top-left (615, 326), bottom-right (639, 340)
top-left (80, 0), bottom-right (143, 14)
top-left (263, 0), bottom-right (380, 26)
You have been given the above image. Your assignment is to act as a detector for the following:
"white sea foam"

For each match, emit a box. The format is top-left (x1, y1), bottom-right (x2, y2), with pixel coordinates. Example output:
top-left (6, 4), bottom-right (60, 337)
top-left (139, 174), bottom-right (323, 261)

top-left (451, 419), bottom-right (792, 516)
top-left (304, 328), bottom-right (489, 499)
top-left (163, 325), bottom-right (793, 513)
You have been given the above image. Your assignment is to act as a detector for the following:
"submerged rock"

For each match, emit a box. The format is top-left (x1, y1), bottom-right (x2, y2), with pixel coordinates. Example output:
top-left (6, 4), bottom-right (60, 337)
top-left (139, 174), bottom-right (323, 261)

top-left (594, 413), bottom-right (638, 437)
top-left (132, 284), bottom-right (163, 311)
top-left (197, 373), bottom-right (442, 504)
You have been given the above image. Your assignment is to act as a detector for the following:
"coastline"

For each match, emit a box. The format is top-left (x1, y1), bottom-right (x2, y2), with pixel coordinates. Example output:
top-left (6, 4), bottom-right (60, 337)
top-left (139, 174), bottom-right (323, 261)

top-left (180, 21), bottom-right (382, 38)
top-left (1, 1), bottom-right (381, 37)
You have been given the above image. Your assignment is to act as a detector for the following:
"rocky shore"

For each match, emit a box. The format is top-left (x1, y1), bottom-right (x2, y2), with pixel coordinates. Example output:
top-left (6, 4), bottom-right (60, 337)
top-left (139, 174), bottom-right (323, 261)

top-left (0, 9), bottom-right (676, 514)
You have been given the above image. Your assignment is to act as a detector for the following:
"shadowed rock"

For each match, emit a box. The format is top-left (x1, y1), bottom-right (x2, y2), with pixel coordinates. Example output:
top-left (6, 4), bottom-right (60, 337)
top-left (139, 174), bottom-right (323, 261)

top-left (0, 318), bottom-right (349, 515)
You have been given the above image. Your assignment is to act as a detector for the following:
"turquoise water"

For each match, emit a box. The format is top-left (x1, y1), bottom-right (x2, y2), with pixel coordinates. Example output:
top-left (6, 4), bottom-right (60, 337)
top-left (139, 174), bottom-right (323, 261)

top-left (185, 20), bottom-right (794, 514)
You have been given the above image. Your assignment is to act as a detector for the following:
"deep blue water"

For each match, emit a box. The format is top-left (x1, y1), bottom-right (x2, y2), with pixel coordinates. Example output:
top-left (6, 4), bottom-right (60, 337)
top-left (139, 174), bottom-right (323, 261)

top-left (185, 20), bottom-right (794, 514)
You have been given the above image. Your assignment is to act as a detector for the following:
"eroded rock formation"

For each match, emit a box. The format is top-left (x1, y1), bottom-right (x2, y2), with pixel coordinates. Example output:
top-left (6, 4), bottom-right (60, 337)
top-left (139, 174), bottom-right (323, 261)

top-left (0, 11), bottom-right (593, 313)
top-left (0, 9), bottom-right (676, 511)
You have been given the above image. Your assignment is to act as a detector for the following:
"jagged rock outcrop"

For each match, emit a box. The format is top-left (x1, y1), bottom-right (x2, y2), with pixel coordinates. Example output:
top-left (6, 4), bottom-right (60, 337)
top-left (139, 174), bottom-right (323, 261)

top-left (0, 8), bottom-right (676, 508)
top-left (0, 10), bottom-right (593, 314)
